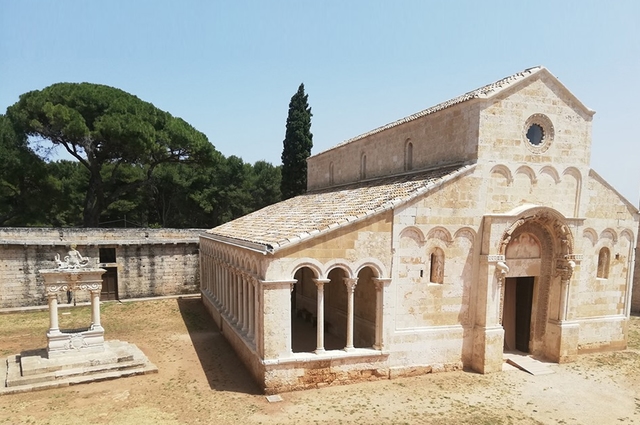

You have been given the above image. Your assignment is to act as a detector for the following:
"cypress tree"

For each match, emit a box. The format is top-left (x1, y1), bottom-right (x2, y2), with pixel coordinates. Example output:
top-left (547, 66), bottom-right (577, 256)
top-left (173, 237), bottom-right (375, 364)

top-left (280, 83), bottom-right (313, 200)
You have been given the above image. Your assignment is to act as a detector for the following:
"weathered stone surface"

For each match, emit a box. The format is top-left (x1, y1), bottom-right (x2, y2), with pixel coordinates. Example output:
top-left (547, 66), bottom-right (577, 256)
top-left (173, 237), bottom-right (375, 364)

top-left (200, 66), bottom-right (637, 393)
top-left (0, 228), bottom-right (202, 309)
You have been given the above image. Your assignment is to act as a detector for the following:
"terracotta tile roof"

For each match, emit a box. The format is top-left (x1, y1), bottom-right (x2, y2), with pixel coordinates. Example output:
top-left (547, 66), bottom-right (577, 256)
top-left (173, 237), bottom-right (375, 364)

top-left (311, 66), bottom-right (544, 158)
top-left (205, 163), bottom-right (475, 252)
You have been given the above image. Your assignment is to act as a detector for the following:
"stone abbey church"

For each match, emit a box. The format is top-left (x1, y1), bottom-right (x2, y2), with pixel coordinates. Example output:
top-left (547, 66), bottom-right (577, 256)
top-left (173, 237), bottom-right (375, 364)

top-left (200, 66), bottom-right (639, 393)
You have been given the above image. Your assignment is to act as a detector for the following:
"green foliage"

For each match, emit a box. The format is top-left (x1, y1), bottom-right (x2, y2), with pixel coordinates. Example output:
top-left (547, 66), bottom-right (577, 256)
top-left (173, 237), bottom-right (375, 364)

top-left (2, 83), bottom-right (283, 228)
top-left (0, 114), bottom-right (52, 226)
top-left (6, 82), bottom-right (216, 226)
top-left (280, 83), bottom-right (313, 200)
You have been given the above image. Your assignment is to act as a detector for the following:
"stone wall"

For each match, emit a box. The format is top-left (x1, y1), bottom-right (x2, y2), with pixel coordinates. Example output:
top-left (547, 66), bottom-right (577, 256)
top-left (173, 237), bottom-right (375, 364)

top-left (0, 228), bottom-right (203, 309)
top-left (306, 101), bottom-right (481, 191)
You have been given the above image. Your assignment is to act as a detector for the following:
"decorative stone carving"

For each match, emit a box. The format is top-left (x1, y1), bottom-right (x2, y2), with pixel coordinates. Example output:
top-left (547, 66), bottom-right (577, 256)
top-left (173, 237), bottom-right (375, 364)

top-left (54, 244), bottom-right (90, 269)
top-left (40, 266), bottom-right (106, 358)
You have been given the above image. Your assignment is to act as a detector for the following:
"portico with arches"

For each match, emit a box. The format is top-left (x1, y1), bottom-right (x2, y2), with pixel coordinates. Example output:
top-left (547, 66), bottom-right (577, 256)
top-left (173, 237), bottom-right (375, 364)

top-left (200, 66), bottom-right (638, 393)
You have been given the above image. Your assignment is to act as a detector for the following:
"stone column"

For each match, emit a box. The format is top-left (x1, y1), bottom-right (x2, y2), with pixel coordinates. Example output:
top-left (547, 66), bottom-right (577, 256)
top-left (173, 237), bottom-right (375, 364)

top-left (236, 272), bottom-right (243, 326)
top-left (495, 261), bottom-right (509, 324)
top-left (372, 278), bottom-right (391, 350)
top-left (252, 278), bottom-right (259, 344)
top-left (242, 275), bottom-right (249, 333)
top-left (558, 261), bottom-right (574, 322)
top-left (343, 277), bottom-right (358, 351)
top-left (231, 270), bottom-right (238, 323)
top-left (47, 292), bottom-right (60, 334)
top-left (90, 289), bottom-right (102, 329)
top-left (222, 267), bottom-right (228, 313)
top-left (313, 279), bottom-right (330, 353)
top-left (248, 278), bottom-right (255, 340)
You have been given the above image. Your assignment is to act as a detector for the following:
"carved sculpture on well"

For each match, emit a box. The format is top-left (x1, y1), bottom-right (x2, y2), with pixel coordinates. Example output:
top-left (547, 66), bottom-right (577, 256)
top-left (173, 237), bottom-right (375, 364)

top-left (55, 244), bottom-right (90, 269)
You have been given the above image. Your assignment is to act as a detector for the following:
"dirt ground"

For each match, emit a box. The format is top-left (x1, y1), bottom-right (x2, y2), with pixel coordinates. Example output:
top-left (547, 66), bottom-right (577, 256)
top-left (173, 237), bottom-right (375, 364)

top-left (1, 298), bottom-right (639, 425)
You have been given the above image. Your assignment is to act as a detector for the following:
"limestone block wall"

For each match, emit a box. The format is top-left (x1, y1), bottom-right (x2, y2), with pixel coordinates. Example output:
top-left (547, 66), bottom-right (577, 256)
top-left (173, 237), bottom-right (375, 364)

top-left (267, 213), bottom-right (393, 281)
top-left (388, 173), bottom-right (483, 370)
top-left (478, 73), bottom-right (593, 171)
top-left (307, 101), bottom-right (481, 191)
top-left (0, 228), bottom-right (202, 309)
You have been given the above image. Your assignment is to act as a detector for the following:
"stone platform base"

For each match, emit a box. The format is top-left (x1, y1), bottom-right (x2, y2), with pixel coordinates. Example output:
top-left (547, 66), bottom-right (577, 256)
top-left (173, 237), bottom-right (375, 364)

top-left (1, 340), bottom-right (157, 395)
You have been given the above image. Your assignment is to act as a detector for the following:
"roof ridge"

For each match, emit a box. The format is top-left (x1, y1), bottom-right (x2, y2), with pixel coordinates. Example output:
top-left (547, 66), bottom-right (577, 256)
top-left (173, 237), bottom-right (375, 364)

top-left (310, 66), bottom-right (544, 158)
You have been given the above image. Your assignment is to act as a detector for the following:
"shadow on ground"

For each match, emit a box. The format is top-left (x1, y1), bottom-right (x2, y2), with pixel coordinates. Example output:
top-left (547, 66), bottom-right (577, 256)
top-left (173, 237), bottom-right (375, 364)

top-left (177, 297), bottom-right (261, 395)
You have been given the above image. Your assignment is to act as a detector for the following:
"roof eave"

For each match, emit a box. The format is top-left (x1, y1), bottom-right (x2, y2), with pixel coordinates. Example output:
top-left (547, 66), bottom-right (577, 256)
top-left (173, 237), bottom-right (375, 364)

top-left (200, 232), bottom-right (274, 255)
top-left (270, 163), bottom-right (477, 254)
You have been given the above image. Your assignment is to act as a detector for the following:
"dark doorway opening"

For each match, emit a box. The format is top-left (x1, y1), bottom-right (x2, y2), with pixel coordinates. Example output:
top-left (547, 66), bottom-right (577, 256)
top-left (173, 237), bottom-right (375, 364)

top-left (503, 276), bottom-right (534, 353)
top-left (101, 267), bottom-right (118, 301)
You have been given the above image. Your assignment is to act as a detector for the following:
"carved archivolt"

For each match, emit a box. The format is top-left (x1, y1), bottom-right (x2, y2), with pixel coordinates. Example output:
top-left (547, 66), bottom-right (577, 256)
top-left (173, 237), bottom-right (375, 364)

top-left (539, 166), bottom-right (561, 184)
top-left (499, 208), bottom-right (574, 258)
top-left (399, 226), bottom-right (426, 246)
top-left (454, 227), bottom-right (476, 243)
top-left (600, 228), bottom-right (618, 244)
top-left (488, 164), bottom-right (581, 193)
top-left (620, 229), bottom-right (634, 244)
top-left (427, 226), bottom-right (453, 245)
top-left (514, 165), bottom-right (537, 185)
top-left (582, 228), bottom-right (598, 247)
top-left (490, 164), bottom-right (513, 185)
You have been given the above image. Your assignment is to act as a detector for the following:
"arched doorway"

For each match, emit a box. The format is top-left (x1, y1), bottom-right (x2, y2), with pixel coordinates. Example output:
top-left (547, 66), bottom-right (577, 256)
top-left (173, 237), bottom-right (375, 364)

top-left (503, 231), bottom-right (541, 353)
top-left (499, 208), bottom-right (575, 360)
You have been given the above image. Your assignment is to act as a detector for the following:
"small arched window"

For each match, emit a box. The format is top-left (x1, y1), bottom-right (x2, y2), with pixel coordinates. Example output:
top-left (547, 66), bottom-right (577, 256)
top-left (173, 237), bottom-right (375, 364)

top-left (360, 153), bottom-right (367, 180)
top-left (405, 140), bottom-right (413, 171)
top-left (430, 248), bottom-right (444, 284)
top-left (329, 162), bottom-right (334, 185)
top-left (597, 247), bottom-right (610, 279)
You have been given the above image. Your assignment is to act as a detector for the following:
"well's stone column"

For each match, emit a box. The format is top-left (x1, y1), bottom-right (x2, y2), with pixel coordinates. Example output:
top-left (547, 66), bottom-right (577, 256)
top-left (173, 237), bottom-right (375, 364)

top-left (90, 289), bottom-right (102, 330)
top-left (47, 292), bottom-right (61, 334)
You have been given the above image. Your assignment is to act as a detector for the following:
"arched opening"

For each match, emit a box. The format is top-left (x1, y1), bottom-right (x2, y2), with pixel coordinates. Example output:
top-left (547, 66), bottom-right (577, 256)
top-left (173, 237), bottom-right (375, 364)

top-left (597, 247), bottom-right (610, 279)
top-left (430, 248), bottom-right (444, 284)
top-left (360, 153), bottom-right (367, 180)
top-left (325, 267), bottom-right (348, 350)
top-left (497, 208), bottom-right (575, 361)
top-left (404, 140), bottom-right (413, 171)
top-left (354, 267), bottom-right (376, 348)
top-left (292, 267), bottom-right (318, 353)
top-left (503, 232), bottom-right (542, 353)
top-left (329, 162), bottom-right (334, 185)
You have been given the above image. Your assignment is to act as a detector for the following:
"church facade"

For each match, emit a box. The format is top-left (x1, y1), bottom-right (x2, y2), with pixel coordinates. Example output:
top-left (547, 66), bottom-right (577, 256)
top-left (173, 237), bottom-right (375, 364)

top-left (200, 67), bottom-right (638, 393)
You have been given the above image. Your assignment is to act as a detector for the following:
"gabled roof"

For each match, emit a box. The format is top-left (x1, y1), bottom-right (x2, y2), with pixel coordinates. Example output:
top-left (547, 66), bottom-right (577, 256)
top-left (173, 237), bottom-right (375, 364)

top-left (311, 66), bottom-right (594, 159)
top-left (204, 163), bottom-right (475, 253)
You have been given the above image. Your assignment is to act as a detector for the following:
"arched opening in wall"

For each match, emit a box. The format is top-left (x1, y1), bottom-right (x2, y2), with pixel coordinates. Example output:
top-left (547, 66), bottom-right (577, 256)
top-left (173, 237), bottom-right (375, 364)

top-left (360, 153), bottom-right (367, 180)
top-left (597, 247), bottom-right (610, 279)
top-left (329, 162), bottom-right (334, 185)
top-left (354, 267), bottom-right (376, 348)
top-left (291, 267), bottom-right (318, 353)
top-left (430, 248), bottom-right (445, 284)
top-left (404, 140), bottom-right (413, 171)
top-left (503, 232), bottom-right (542, 353)
top-left (325, 267), bottom-right (348, 350)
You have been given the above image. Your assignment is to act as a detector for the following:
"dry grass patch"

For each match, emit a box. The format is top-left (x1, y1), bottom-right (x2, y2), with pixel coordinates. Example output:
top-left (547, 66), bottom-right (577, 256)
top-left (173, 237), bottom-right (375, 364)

top-left (1, 300), bottom-right (639, 424)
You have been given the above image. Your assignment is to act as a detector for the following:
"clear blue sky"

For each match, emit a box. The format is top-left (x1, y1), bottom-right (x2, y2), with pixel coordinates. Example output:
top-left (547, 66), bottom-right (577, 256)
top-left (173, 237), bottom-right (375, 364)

top-left (1, 1), bottom-right (638, 204)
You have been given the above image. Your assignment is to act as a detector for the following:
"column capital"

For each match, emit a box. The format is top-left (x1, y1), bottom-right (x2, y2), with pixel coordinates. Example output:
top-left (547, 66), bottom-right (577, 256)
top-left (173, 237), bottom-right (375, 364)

top-left (556, 259), bottom-right (576, 282)
top-left (313, 278), bottom-right (331, 288)
top-left (343, 277), bottom-right (358, 292)
top-left (372, 277), bottom-right (392, 291)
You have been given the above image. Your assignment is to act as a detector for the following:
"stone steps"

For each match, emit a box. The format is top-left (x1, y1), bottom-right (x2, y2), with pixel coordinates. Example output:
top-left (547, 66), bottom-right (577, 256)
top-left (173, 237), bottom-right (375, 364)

top-left (1, 340), bottom-right (157, 395)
